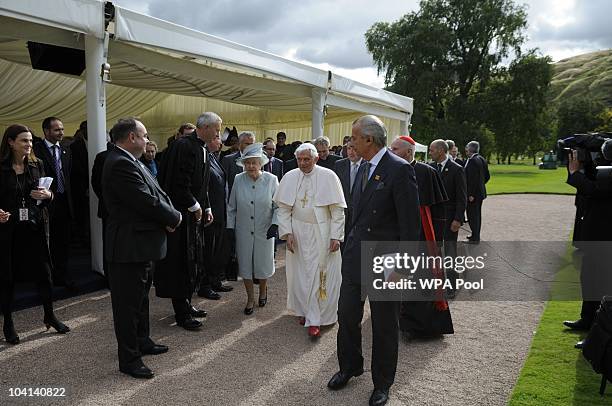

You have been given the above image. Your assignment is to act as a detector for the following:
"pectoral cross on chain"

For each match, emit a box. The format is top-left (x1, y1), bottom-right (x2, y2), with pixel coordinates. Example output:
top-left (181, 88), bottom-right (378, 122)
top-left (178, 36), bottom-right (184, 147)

top-left (299, 191), bottom-right (309, 208)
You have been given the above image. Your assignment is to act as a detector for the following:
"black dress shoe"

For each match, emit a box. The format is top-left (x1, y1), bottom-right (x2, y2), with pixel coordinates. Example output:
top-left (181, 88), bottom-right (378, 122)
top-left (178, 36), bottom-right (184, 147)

top-left (575, 340), bottom-right (585, 349)
top-left (190, 306), bottom-right (207, 318)
top-left (327, 369), bottom-right (364, 390)
top-left (120, 365), bottom-right (154, 379)
top-left (369, 388), bottom-right (389, 406)
top-left (141, 344), bottom-right (169, 355)
top-left (3, 322), bottom-right (20, 345)
top-left (198, 288), bottom-right (221, 300)
top-left (43, 315), bottom-right (70, 334)
top-left (213, 284), bottom-right (234, 293)
top-left (176, 317), bottom-right (202, 331)
top-left (563, 319), bottom-right (590, 331)
top-left (244, 305), bottom-right (254, 315)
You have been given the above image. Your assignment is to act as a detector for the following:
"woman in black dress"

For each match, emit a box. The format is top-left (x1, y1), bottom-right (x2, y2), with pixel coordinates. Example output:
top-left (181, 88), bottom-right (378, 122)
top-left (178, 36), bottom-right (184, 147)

top-left (0, 124), bottom-right (69, 345)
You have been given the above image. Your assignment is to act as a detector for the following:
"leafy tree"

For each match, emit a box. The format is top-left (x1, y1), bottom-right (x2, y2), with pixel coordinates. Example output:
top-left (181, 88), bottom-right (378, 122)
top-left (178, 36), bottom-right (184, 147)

top-left (556, 97), bottom-right (606, 139)
top-left (365, 0), bottom-right (528, 143)
top-left (480, 52), bottom-right (553, 163)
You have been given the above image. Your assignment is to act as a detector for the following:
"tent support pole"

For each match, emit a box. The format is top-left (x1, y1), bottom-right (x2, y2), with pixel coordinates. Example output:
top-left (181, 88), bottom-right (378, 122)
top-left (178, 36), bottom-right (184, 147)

top-left (311, 88), bottom-right (325, 139)
top-left (85, 33), bottom-right (107, 275)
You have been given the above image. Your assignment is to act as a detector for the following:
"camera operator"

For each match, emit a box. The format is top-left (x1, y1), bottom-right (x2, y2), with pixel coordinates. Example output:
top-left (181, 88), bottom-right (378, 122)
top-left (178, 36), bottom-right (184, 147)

top-left (563, 149), bottom-right (612, 348)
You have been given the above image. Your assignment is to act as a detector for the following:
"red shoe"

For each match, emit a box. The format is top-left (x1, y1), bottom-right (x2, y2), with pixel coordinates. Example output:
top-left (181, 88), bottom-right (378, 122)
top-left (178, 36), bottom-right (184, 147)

top-left (298, 317), bottom-right (305, 326)
top-left (308, 326), bottom-right (320, 337)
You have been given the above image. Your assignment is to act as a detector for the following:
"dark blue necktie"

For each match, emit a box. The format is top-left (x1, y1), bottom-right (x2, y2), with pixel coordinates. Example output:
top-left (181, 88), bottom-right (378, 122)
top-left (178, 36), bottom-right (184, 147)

top-left (52, 145), bottom-right (65, 193)
top-left (351, 161), bottom-right (369, 208)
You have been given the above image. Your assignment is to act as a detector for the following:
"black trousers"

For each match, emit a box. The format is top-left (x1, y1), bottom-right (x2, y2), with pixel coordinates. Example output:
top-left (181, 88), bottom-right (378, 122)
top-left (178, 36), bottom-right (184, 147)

top-left (107, 261), bottom-right (154, 369)
top-left (337, 280), bottom-right (400, 390)
top-left (443, 216), bottom-right (459, 284)
top-left (466, 198), bottom-right (483, 241)
top-left (199, 222), bottom-right (227, 290)
top-left (580, 251), bottom-right (612, 326)
top-left (49, 193), bottom-right (72, 283)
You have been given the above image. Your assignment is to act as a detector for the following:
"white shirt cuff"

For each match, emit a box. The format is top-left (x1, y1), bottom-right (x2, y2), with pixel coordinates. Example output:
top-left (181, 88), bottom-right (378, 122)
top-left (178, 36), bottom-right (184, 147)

top-left (188, 202), bottom-right (201, 212)
top-left (205, 208), bottom-right (212, 215)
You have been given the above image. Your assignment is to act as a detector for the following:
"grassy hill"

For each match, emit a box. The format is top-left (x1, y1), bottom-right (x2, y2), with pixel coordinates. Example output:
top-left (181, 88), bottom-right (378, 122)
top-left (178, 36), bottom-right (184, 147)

top-left (550, 49), bottom-right (612, 107)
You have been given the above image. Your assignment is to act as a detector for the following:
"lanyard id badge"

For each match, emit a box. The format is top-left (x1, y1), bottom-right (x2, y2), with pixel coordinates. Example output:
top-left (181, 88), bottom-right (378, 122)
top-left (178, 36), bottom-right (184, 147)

top-left (18, 198), bottom-right (28, 221)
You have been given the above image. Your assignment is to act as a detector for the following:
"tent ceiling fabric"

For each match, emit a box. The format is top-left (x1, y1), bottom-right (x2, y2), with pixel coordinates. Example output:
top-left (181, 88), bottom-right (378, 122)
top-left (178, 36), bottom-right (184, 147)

top-left (0, 0), bottom-right (413, 145)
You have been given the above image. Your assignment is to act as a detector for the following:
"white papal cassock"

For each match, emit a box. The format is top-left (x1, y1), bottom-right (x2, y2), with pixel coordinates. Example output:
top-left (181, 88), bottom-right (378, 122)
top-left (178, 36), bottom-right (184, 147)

top-left (274, 166), bottom-right (346, 327)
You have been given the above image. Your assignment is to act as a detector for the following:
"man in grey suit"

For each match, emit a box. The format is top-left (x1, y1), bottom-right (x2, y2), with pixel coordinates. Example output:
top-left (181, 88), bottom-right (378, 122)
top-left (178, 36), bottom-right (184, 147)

top-left (328, 115), bottom-right (420, 406)
top-left (102, 118), bottom-right (181, 379)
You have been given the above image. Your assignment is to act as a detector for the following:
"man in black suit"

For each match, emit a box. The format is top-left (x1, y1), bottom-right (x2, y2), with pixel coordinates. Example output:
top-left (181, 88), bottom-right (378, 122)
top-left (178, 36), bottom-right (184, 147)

top-left (197, 131), bottom-right (233, 300)
top-left (221, 131), bottom-right (255, 193)
top-left (102, 118), bottom-right (181, 379)
top-left (70, 121), bottom-right (90, 247)
top-left (274, 131), bottom-right (294, 161)
top-left (328, 115), bottom-right (420, 406)
top-left (429, 139), bottom-right (467, 297)
top-left (333, 141), bottom-right (362, 242)
top-left (91, 139), bottom-right (113, 280)
top-left (563, 150), bottom-right (612, 348)
top-left (156, 112), bottom-right (217, 330)
top-left (262, 139), bottom-right (284, 180)
top-left (314, 136), bottom-right (342, 170)
top-left (464, 141), bottom-right (490, 243)
top-left (33, 117), bottom-right (74, 288)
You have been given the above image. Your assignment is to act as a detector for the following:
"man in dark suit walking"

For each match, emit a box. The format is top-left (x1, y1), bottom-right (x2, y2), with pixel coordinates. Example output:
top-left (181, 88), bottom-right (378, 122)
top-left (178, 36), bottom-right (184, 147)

top-left (464, 141), bottom-right (490, 243)
top-left (197, 132), bottom-right (233, 300)
top-left (102, 118), bottom-right (181, 379)
top-left (33, 117), bottom-right (74, 288)
top-left (262, 138), bottom-right (284, 180)
top-left (328, 115), bottom-right (420, 406)
top-left (429, 139), bottom-right (467, 297)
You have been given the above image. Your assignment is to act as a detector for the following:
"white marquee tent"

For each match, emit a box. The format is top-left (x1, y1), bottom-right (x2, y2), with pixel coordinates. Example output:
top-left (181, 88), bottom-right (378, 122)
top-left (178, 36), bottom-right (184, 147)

top-left (0, 0), bottom-right (414, 273)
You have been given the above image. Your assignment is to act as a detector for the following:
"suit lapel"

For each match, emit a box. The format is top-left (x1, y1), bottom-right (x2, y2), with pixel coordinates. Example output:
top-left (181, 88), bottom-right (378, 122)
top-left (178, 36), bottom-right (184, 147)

top-left (353, 152), bottom-right (388, 220)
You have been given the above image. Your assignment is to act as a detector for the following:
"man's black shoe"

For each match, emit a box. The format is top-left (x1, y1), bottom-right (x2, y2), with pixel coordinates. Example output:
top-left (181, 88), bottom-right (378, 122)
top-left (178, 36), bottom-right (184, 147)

top-left (198, 288), bottom-right (221, 300)
top-left (120, 365), bottom-right (154, 379)
top-left (327, 369), bottom-right (364, 390)
top-left (563, 319), bottom-right (590, 331)
top-left (213, 284), bottom-right (234, 293)
top-left (141, 344), bottom-right (168, 355)
top-left (369, 388), bottom-right (389, 406)
top-left (575, 340), bottom-right (585, 349)
top-left (176, 317), bottom-right (202, 331)
top-left (190, 306), bottom-right (207, 318)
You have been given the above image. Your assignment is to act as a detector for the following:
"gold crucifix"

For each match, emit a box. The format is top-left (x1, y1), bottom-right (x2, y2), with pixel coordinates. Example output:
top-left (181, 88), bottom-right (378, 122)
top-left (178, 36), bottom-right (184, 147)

top-left (299, 191), bottom-right (309, 208)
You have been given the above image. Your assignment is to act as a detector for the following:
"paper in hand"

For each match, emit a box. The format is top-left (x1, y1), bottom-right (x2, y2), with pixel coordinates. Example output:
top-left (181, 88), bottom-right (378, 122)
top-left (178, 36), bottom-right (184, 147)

top-left (39, 177), bottom-right (53, 189)
top-left (37, 177), bottom-right (54, 205)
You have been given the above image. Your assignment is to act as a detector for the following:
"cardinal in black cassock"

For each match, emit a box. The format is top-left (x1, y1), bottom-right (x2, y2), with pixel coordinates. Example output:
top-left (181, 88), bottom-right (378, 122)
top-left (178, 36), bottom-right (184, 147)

top-left (390, 136), bottom-right (454, 337)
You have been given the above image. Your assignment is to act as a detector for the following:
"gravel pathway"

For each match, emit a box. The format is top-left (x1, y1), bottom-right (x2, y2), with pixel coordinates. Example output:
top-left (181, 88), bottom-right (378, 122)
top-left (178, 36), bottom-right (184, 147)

top-left (0, 194), bottom-right (575, 405)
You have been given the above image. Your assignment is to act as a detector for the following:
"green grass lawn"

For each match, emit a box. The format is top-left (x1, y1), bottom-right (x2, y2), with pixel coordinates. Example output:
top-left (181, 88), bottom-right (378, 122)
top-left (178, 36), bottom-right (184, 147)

top-left (488, 164), bottom-right (575, 195)
top-left (510, 246), bottom-right (610, 405)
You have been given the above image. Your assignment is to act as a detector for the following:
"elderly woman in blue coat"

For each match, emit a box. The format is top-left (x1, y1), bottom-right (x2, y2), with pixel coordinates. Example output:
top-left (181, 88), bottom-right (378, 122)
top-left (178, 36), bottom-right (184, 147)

top-left (227, 143), bottom-right (279, 315)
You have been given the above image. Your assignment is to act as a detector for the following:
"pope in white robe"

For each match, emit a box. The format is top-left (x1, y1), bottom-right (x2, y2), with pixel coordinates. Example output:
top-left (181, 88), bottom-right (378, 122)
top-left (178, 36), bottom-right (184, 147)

top-left (273, 143), bottom-right (346, 337)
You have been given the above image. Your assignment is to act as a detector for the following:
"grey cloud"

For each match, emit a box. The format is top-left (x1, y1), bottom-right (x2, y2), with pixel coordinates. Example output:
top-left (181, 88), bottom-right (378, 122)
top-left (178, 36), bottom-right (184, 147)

top-left (528, 0), bottom-right (612, 47)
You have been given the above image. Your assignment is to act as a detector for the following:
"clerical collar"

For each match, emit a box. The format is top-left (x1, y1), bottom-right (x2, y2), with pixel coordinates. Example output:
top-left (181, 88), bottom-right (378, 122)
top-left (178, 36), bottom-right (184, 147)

top-left (115, 144), bottom-right (138, 162)
top-left (302, 166), bottom-right (316, 177)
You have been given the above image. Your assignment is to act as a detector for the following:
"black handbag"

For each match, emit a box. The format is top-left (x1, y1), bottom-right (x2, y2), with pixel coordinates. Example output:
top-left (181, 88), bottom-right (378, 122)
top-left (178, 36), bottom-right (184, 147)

top-left (582, 296), bottom-right (612, 395)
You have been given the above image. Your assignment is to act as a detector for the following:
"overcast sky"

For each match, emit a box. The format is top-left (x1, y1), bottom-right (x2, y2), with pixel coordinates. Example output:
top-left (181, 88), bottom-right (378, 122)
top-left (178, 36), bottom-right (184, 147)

top-left (113, 0), bottom-right (612, 88)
